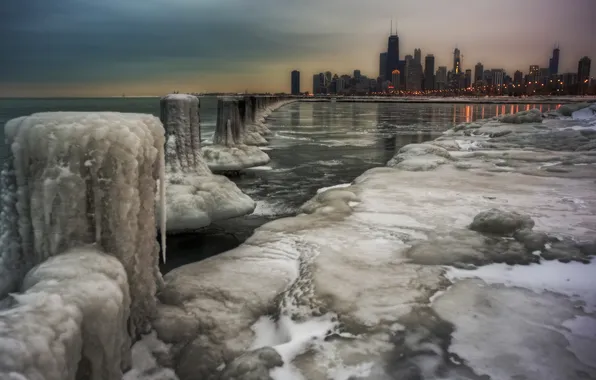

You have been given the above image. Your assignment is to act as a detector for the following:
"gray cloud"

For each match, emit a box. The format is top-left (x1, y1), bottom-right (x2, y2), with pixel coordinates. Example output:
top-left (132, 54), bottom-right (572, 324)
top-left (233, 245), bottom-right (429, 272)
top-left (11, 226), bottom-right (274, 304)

top-left (0, 0), bottom-right (338, 83)
top-left (1, 0), bottom-right (594, 92)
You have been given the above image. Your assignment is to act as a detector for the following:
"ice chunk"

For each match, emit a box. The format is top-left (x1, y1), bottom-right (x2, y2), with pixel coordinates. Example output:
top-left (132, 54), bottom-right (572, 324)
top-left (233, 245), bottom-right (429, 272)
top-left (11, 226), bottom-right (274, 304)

top-left (0, 248), bottom-right (131, 380)
top-left (498, 108), bottom-right (543, 124)
top-left (123, 331), bottom-right (179, 380)
top-left (572, 104), bottom-right (596, 121)
top-left (3, 112), bottom-right (164, 335)
top-left (202, 145), bottom-right (270, 172)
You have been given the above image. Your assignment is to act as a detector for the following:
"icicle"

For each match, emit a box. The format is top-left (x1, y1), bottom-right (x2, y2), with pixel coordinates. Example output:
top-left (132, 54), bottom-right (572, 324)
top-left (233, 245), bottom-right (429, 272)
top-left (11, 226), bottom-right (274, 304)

top-left (159, 143), bottom-right (166, 263)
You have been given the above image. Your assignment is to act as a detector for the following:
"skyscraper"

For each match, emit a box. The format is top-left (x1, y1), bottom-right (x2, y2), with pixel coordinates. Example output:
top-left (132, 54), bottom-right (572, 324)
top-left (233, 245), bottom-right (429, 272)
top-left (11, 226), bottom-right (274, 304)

top-left (404, 55), bottom-right (422, 91)
top-left (474, 62), bottom-right (484, 84)
top-left (353, 70), bottom-right (361, 80)
top-left (385, 31), bottom-right (400, 83)
top-left (465, 69), bottom-right (472, 88)
top-left (436, 66), bottom-right (447, 90)
top-left (578, 56), bottom-right (591, 83)
top-left (578, 56), bottom-right (592, 94)
top-left (391, 70), bottom-right (401, 88)
top-left (379, 52), bottom-right (387, 81)
top-left (414, 49), bottom-right (422, 65)
top-left (514, 70), bottom-right (523, 85)
top-left (291, 70), bottom-right (300, 95)
top-left (312, 74), bottom-right (321, 95)
top-left (424, 55), bottom-right (435, 91)
top-left (453, 48), bottom-right (462, 75)
top-left (491, 69), bottom-right (505, 87)
top-left (549, 46), bottom-right (560, 75)
top-left (325, 71), bottom-right (333, 86)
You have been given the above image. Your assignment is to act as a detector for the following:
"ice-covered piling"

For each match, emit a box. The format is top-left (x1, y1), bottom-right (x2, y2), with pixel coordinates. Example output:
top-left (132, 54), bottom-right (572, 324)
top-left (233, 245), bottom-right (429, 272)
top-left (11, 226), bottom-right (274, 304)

top-left (202, 97), bottom-right (271, 172)
top-left (159, 94), bottom-right (255, 233)
top-left (0, 112), bottom-right (166, 379)
top-left (214, 97), bottom-right (245, 146)
top-left (160, 94), bottom-right (203, 172)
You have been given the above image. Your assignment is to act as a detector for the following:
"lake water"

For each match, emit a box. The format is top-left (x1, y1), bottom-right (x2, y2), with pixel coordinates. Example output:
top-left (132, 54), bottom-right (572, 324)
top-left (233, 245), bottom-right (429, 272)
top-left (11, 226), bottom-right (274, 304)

top-left (0, 98), bottom-right (560, 271)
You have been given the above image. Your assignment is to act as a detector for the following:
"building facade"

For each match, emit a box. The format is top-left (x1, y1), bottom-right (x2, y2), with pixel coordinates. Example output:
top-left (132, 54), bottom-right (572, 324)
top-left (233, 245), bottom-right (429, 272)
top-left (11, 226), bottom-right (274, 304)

top-left (453, 48), bottom-right (462, 75)
top-left (549, 47), bottom-right (560, 75)
top-left (436, 66), bottom-right (447, 90)
top-left (386, 33), bottom-right (400, 82)
top-left (424, 55), bottom-right (435, 91)
top-left (291, 70), bottom-right (300, 95)
top-left (379, 52), bottom-right (387, 81)
top-left (474, 62), bottom-right (484, 84)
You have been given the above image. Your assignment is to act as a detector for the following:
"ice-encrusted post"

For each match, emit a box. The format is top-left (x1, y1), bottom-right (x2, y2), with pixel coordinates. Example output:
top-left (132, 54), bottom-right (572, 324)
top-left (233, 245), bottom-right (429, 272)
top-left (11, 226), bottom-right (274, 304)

top-left (247, 96), bottom-right (257, 123)
top-left (160, 94), bottom-right (203, 173)
top-left (1, 112), bottom-right (165, 336)
top-left (214, 98), bottom-right (245, 146)
top-left (158, 94), bottom-right (256, 232)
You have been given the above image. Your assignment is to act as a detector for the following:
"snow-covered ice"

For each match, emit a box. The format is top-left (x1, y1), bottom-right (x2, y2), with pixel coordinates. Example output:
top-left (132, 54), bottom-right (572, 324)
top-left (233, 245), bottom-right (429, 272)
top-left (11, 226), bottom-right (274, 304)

top-left (0, 248), bottom-right (132, 380)
top-left (155, 105), bottom-right (596, 380)
top-left (202, 145), bottom-right (271, 172)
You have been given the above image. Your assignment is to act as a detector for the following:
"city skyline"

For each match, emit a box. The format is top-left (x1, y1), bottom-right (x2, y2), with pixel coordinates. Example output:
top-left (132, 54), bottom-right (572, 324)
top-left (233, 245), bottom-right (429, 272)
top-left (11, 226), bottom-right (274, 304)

top-left (2, 0), bottom-right (596, 97)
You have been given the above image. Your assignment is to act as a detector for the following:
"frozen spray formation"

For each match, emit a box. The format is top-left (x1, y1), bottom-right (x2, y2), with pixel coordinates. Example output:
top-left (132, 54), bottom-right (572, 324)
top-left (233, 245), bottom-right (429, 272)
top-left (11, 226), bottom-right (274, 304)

top-left (202, 97), bottom-right (271, 172)
top-left (240, 95), bottom-right (297, 146)
top-left (0, 112), bottom-right (166, 379)
top-left (155, 106), bottom-right (596, 380)
top-left (159, 94), bottom-right (255, 233)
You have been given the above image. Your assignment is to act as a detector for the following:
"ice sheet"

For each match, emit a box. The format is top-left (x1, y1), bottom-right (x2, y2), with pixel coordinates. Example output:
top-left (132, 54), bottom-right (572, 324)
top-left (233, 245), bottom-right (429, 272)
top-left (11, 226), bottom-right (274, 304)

top-left (156, 107), bottom-right (596, 379)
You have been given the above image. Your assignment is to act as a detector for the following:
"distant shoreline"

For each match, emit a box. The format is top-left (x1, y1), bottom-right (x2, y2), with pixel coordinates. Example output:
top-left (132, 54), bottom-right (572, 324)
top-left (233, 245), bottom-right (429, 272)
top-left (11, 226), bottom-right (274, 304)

top-left (1, 95), bottom-right (594, 106)
top-left (301, 96), bottom-right (596, 105)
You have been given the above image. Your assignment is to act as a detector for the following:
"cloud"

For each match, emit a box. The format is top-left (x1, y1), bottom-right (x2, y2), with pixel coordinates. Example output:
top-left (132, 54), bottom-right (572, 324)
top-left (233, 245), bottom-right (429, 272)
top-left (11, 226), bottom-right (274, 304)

top-left (0, 0), bottom-right (594, 95)
top-left (0, 0), bottom-right (339, 84)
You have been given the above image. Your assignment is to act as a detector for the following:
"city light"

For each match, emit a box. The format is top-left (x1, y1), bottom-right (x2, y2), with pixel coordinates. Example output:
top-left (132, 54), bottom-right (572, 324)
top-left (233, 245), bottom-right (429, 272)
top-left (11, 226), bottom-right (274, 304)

top-left (303, 41), bottom-right (591, 96)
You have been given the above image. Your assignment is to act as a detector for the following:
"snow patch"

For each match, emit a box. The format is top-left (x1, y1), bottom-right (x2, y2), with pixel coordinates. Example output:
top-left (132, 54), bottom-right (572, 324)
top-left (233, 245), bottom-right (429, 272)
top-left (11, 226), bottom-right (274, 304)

top-left (445, 259), bottom-right (596, 312)
top-left (317, 183), bottom-right (352, 194)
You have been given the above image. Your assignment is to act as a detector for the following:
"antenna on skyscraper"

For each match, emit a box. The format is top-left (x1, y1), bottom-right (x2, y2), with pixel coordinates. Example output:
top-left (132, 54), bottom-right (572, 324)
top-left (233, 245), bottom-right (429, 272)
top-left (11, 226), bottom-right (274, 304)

top-left (390, 19), bottom-right (393, 35)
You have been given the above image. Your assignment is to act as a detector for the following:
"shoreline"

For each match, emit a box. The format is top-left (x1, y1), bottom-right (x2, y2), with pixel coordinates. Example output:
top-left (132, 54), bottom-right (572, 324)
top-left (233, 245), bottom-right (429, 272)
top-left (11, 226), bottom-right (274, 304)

top-left (155, 104), bottom-right (596, 379)
top-left (301, 95), bottom-right (596, 105)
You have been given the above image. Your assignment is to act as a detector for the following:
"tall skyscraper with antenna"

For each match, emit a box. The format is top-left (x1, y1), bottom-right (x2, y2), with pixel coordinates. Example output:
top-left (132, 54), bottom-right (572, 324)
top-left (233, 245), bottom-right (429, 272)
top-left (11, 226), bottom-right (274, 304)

top-left (453, 48), bottom-right (462, 75)
top-left (385, 20), bottom-right (400, 82)
top-left (549, 45), bottom-right (560, 75)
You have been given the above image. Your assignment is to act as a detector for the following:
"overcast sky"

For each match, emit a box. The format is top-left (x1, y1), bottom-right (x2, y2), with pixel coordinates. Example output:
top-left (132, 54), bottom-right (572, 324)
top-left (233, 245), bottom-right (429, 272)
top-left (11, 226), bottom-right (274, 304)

top-left (1, 0), bottom-right (595, 96)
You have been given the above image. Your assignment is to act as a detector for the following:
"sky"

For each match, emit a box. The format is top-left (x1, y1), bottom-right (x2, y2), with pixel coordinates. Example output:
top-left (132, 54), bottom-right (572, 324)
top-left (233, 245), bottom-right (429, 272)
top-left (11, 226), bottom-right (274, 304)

top-left (1, 0), bottom-right (595, 97)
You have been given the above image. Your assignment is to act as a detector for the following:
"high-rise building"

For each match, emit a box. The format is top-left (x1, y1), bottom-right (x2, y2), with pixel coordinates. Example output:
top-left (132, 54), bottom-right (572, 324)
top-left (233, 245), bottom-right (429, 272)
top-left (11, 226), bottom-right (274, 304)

top-left (404, 55), bottom-right (422, 91)
top-left (436, 66), bottom-right (448, 90)
top-left (514, 70), bottom-right (523, 85)
top-left (528, 65), bottom-right (540, 82)
top-left (453, 48), bottom-right (462, 75)
top-left (474, 62), bottom-right (484, 84)
top-left (336, 76), bottom-right (345, 93)
top-left (385, 31), bottom-right (400, 83)
top-left (424, 55), bottom-right (435, 91)
top-left (578, 56), bottom-right (591, 83)
top-left (578, 56), bottom-right (592, 94)
top-left (353, 70), bottom-right (361, 80)
top-left (491, 69), bottom-right (505, 87)
top-left (312, 74), bottom-right (321, 94)
top-left (414, 49), bottom-right (422, 65)
top-left (291, 70), bottom-right (300, 95)
top-left (549, 46), bottom-right (560, 75)
top-left (325, 71), bottom-right (333, 87)
top-left (391, 69), bottom-right (401, 88)
top-left (465, 69), bottom-right (472, 88)
top-left (379, 52), bottom-right (387, 81)
top-left (484, 70), bottom-right (493, 85)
